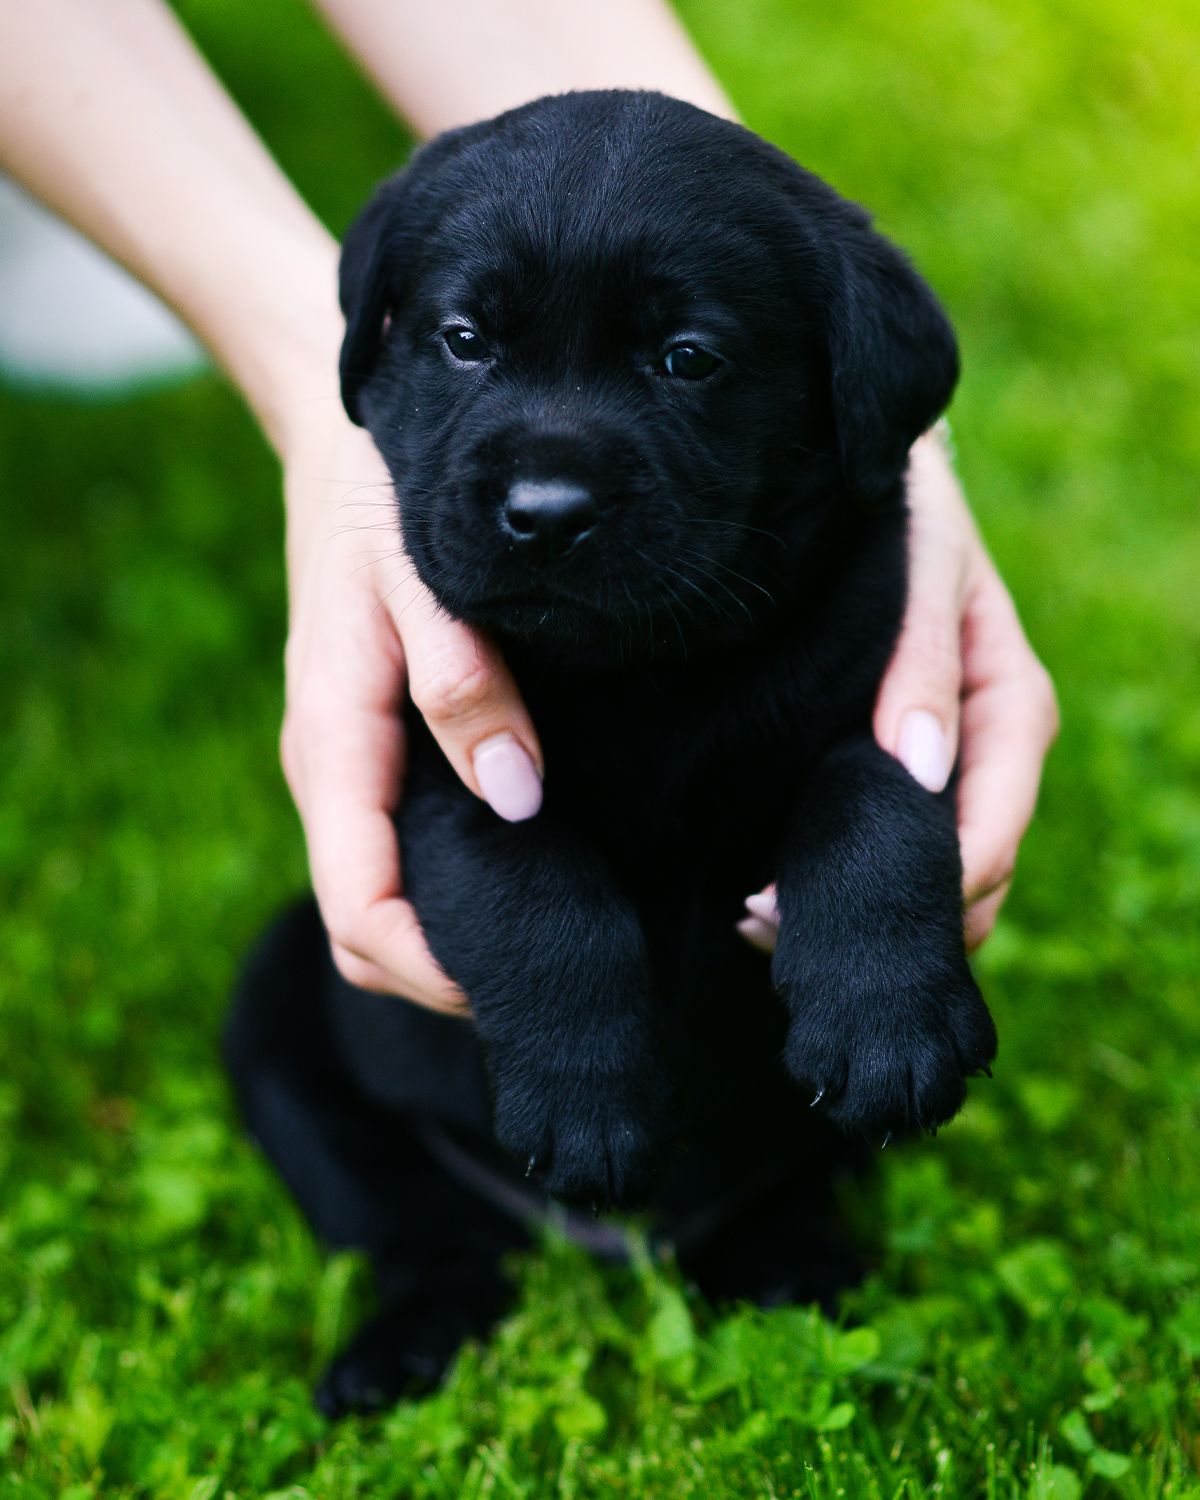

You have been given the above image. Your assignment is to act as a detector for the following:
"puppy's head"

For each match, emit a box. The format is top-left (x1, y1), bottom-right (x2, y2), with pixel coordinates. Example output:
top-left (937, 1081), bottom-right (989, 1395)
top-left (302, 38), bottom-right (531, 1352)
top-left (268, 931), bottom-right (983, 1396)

top-left (340, 91), bottom-right (957, 659)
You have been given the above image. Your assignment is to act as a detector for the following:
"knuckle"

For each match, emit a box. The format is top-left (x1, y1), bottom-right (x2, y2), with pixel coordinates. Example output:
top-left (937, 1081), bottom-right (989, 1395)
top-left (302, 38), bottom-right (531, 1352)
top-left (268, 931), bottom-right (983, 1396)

top-left (965, 907), bottom-right (997, 953)
top-left (964, 877), bottom-right (1012, 952)
top-left (410, 659), bottom-right (493, 727)
top-left (329, 941), bottom-right (376, 990)
top-left (972, 853), bottom-right (1016, 904)
top-left (322, 907), bottom-right (364, 964)
top-left (989, 857), bottom-right (1017, 894)
top-left (278, 717), bottom-right (302, 790)
top-left (1032, 663), bottom-right (1061, 742)
top-left (901, 623), bottom-right (961, 691)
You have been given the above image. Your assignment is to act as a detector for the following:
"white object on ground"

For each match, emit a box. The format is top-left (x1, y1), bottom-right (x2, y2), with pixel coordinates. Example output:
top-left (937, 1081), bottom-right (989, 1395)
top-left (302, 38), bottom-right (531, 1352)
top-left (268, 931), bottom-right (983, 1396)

top-left (0, 174), bottom-right (204, 393)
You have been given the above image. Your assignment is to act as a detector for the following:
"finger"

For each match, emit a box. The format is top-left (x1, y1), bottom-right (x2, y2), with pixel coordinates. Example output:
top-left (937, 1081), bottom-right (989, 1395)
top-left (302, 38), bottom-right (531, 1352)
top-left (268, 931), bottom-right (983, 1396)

top-left (389, 568), bottom-right (545, 822)
top-left (873, 450), bottom-right (970, 792)
top-left (285, 689), bottom-right (468, 1012)
top-left (309, 799), bottom-right (469, 1011)
top-left (956, 575), bottom-right (1059, 905)
top-left (737, 886), bottom-right (779, 952)
top-left (954, 684), bottom-right (1056, 912)
top-left (328, 910), bottom-right (468, 1012)
top-left (328, 902), bottom-right (470, 1014)
top-left (956, 678), bottom-right (1055, 906)
top-left (965, 880), bottom-right (1011, 953)
top-left (737, 915), bottom-right (778, 953)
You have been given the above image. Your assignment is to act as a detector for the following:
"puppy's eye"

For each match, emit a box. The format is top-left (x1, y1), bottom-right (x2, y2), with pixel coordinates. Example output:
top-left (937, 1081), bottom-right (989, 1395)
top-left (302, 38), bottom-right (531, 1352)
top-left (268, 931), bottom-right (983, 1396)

top-left (443, 327), bottom-right (491, 362)
top-left (661, 343), bottom-right (720, 381)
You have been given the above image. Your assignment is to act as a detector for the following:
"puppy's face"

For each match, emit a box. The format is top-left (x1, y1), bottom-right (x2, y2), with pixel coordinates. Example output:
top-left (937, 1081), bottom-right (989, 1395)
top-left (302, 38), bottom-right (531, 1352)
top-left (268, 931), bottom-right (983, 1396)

top-left (341, 92), bottom-right (957, 660)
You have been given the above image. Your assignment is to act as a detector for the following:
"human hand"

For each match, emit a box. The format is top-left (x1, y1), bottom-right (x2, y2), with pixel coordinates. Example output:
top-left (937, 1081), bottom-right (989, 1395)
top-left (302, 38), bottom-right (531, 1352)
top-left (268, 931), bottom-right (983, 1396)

top-left (740, 429), bottom-right (1059, 954)
top-left (280, 407), bottom-right (545, 1011)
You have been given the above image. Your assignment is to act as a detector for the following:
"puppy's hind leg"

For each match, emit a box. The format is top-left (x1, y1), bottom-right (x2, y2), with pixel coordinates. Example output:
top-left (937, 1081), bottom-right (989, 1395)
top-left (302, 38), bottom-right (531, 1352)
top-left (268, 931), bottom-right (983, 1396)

top-left (225, 896), bottom-right (411, 1252)
top-left (224, 897), bottom-right (528, 1417)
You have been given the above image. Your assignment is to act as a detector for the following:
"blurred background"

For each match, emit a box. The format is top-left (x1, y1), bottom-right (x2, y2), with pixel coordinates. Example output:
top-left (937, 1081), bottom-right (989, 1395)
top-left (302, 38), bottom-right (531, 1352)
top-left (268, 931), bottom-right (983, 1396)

top-left (2, 1), bottom-right (1198, 1493)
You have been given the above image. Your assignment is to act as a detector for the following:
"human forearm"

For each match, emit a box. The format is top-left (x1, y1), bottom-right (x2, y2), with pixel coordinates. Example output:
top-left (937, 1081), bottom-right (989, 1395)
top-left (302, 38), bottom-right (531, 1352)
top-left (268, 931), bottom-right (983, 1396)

top-left (312, 0), bottom-right (736, 137)
top-left (0, 0), bottom-right (339, 455)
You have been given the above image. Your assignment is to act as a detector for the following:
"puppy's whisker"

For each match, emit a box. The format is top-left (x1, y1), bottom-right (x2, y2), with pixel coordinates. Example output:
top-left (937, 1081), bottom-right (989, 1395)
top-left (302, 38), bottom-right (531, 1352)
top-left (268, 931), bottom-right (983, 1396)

top-left (670, 558), bottom-right (754, 624)
top-left (327, 524), bottom-right (406, 542)
top-left (656, 559), bottom-right (739, 631)
top-left (690, 517), bottom-right (786, 549)
top-left (322, 482), bottom-right (400, 501)
top-left (658, 561), bottom-right (733, 622)
top-left (347, 548), bottom-right (409, 578)
top-left (679, 547), bottom-right (777, 607)
top-left (332, 501), bottom-right (403, 514)
top-left (644, 568), bottom-right (692, 660)
top-left (370, 581), bottom-right (412, 619)
top-left (328, 515), bottom-right (403, 528)
top-left (662, 595), bottom-right (690, 661)
top-left (615, 577), bottom-right (640, 665)
top-left (380, 583), bottom-right (446, 626)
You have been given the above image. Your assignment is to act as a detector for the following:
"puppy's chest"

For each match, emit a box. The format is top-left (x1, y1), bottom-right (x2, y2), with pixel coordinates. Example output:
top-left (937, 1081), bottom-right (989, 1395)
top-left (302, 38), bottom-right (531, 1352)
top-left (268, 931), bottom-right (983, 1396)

top-left (507, 526), bottom-right (902, 822)
top-left (521, 644), bottom-right (844, 863)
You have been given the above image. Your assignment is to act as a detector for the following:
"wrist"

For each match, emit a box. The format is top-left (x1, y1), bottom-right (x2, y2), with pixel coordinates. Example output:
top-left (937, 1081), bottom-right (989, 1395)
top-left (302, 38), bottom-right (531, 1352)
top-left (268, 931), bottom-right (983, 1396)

top-left (199, 223), bottom-right (345, 460)
top-left (279, 389), bottom-right (395, 604)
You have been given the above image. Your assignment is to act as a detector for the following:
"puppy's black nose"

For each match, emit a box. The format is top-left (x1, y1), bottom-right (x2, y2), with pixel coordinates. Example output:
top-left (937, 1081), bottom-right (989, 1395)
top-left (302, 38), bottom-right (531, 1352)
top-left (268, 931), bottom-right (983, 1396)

top-left (503, 478), bottom-right (597, 557)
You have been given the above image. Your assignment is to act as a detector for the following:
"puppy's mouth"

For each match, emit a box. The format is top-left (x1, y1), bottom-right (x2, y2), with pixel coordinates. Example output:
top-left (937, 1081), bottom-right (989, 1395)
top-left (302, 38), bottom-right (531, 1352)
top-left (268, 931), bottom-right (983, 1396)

top-left (407, 508), bottom-right (769, 659)
top-left (453, 586), bottom-right (609, 640)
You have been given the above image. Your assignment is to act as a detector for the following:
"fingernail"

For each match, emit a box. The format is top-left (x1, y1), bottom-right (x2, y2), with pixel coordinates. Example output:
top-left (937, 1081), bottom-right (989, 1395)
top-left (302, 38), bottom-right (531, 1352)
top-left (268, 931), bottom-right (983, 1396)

top-left (897, 710), bottom-right (951, 793)
top-left (737, 915), bottom-right (777, 953)
top-left (743, 891), bottom-right (779, 925)
top-left (473, 734), bottom-right (543, 821)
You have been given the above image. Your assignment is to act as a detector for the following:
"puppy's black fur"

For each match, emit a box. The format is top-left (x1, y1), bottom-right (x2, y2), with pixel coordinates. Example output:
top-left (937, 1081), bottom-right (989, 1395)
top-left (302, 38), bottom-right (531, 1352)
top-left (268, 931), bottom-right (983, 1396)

top-left (225, 91), bottom-right (996, 1416)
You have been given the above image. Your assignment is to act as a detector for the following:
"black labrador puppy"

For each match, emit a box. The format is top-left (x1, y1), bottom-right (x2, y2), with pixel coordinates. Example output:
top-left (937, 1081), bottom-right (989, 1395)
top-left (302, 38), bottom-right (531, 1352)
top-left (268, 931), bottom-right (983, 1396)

top-left (225, 90), bottom-right (996, 1416)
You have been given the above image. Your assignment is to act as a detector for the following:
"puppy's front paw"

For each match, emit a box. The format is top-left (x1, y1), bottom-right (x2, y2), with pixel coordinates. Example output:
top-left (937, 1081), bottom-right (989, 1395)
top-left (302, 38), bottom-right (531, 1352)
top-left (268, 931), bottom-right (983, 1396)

top-left (775, 925), bottom-right (996, 1138)
top-left (491, 1053), bottom-right (671, 1210)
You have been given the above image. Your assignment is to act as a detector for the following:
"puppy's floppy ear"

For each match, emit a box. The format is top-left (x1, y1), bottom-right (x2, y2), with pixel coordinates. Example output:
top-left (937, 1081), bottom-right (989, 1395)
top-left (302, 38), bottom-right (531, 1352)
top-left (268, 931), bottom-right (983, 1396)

top-left (821, 204), bottom-right (959, 510)
top-left (339, 180), bottom-right (404, 426)
top-left (339, 125), bottom-right (482, 424)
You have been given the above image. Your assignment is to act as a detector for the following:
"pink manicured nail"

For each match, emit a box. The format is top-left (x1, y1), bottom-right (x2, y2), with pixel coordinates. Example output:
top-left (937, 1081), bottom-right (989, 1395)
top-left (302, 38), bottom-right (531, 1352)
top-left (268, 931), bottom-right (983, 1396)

top-left (473, 734), bottom-right (543, 821)
top-left (743, 892), bottom-right (779, 925)
top-left (896, 709), bottom-right (951, 793)
top-left (737, 915), bottom-right (777, 953)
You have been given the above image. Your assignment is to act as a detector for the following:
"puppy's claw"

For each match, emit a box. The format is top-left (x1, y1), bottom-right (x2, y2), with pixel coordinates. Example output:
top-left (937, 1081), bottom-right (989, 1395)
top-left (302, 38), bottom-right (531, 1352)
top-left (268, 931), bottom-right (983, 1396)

top-left (810, 1087), bottom-right (825, 1108)
top-left (881, 1130), bottom-right (892, 1150)
top-left (525, 1155), bottom-right (538, 1179)
top-left (980, 1063), bottom-right (993, 1079)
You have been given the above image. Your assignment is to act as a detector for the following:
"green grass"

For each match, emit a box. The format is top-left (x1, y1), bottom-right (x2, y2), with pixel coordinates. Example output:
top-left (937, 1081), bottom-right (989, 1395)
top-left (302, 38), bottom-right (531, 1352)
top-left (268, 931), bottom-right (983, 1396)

top-left (3, 0), bottom-right (1199, 1494)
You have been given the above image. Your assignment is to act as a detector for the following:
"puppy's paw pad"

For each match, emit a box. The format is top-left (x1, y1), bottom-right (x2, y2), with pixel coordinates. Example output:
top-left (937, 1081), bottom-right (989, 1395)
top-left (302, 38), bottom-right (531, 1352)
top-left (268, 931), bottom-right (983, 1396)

top-left (781, 956), bottom-right (996, 1139)
top-left (493, 1071), bottom-right (669, 1211)
top-left (540, 1116), bottom-right (663, 1209)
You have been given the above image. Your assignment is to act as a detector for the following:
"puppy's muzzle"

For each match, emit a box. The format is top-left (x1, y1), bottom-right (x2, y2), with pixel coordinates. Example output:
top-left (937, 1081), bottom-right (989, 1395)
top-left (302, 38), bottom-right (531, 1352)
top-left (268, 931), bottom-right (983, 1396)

top-left (502, 477), bottom-right (598, 561)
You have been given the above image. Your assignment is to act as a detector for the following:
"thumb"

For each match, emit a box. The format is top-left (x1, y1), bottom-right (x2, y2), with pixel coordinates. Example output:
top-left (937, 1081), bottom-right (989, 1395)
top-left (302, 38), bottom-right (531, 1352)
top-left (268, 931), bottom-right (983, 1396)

top-left (384, 566), bottom-right (545, 822)
top-left (874, 519), bottom-right (966, 793)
